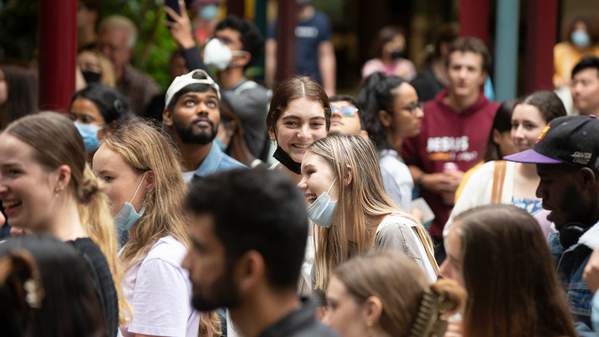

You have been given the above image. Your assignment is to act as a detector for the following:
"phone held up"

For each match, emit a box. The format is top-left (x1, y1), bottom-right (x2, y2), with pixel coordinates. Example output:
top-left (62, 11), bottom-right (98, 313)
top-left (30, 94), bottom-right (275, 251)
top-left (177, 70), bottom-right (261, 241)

top-left (165, 0), bottom-right (181, 22)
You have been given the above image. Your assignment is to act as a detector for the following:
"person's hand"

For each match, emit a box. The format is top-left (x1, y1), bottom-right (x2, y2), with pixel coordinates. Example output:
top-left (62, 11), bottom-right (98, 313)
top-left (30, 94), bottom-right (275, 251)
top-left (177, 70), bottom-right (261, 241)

top-left (584, 249), bottom-right (599, 293)
top-left (9, 226), bottom-right (28, 237)
top-left (410, 207), bottom-right (424, 223)
top-left (444, 316), bottom-right (463, 337)
top-left (420, 172), bottom-right (461, 194)
top-left (165, 0), bottom-right (195, 49)
top-left (420, 172), bottom-right (462, 206)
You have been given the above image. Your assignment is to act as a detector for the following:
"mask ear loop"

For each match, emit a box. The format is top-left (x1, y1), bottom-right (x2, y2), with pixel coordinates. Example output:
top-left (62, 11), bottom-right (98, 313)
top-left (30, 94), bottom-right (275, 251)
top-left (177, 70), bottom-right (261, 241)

top-left (326, 178), bottom-right (337, 196)
top-left (128, 172), bottom-right (148, 207)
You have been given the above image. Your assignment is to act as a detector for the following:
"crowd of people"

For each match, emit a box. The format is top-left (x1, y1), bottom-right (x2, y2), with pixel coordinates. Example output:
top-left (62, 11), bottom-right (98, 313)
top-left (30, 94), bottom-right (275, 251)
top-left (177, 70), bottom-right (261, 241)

top-left (2, 1), bottom-right (599, 337)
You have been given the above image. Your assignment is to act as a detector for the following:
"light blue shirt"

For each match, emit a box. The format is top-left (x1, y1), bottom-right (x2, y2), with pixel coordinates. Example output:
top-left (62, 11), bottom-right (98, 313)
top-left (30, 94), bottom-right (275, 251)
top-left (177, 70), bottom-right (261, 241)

top-left (379, 149), bottom-right (413, 211)
top-left (188, 143), bottom-right (245, 182)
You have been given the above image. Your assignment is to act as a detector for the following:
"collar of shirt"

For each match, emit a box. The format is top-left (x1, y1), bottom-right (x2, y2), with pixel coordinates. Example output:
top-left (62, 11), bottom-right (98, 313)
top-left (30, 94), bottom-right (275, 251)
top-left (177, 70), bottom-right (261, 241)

top-left (194, 143), bottom-right (224, 177)
top-left (578, 221), bottom-right (599, 250)
top-left (257, 296), bottom-right (320, 337)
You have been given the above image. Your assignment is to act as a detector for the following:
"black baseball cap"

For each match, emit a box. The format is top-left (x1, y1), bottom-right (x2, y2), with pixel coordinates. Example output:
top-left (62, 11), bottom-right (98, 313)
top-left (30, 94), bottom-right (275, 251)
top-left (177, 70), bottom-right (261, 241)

top-left (504, 115), bottom-right (599, 168)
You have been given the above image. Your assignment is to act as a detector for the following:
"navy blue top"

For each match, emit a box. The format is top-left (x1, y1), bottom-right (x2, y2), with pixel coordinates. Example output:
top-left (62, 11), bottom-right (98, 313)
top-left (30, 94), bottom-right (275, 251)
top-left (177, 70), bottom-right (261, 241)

top-left (268, 11), bottom-right (332, 83)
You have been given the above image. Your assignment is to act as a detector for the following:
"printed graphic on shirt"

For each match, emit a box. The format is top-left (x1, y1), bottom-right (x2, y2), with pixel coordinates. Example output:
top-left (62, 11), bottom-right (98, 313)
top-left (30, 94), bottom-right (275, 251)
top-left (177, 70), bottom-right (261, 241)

top-left (296, 26), bottom-right (319, 38)
top-left (426, 136), bottom-right (478, 162)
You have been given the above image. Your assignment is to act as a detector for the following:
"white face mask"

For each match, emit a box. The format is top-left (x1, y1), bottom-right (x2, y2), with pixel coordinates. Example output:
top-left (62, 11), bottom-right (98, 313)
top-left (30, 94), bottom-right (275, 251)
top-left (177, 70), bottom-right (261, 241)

top-left (204, 38), bottom-right (232, 70)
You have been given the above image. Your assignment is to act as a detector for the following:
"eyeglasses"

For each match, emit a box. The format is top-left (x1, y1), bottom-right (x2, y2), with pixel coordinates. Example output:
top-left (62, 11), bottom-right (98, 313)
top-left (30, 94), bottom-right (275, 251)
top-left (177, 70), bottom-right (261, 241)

top-left (400, 102), bottom-right (423, 114)
top-left (331, 105), bottom-right (359, 117)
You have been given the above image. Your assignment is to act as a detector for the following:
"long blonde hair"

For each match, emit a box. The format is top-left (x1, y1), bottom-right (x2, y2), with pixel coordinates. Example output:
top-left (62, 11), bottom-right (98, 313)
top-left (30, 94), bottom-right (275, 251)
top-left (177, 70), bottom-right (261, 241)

top-left (5, 111), bottom-right (129, 323)
top-left (309, 135), bottom-right (437, 290)
top-left (101, 119), bottom-right (189, 270)
top-left (102, 119), bottom-right (222, 336)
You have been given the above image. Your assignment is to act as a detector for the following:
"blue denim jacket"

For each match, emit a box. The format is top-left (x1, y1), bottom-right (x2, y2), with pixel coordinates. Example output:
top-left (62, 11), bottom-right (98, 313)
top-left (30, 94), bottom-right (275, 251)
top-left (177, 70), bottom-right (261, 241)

top-left (193, 143), bottom-right (246, 178)
top-left (549, 229), bottom-right (595, 331)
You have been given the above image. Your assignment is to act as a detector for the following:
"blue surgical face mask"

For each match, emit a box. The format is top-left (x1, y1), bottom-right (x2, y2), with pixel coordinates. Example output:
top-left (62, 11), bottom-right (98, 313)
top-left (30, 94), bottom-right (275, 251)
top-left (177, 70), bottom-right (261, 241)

top-left (199, 5), bottom-right (219, 20)
top-left (572, 30), bottom-right (590, 48)
top-left (114, 174), bottom-right (146, 245)
top-left (74, 121), bottom-right (100, 153)
top-left (306, 180), bottom-right (337, 228)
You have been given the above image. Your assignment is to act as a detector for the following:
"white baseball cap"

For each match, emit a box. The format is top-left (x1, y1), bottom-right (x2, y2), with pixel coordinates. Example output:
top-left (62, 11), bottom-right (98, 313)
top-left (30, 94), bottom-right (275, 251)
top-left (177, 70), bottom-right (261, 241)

top-left (164, 69), bottom-right (221, 109)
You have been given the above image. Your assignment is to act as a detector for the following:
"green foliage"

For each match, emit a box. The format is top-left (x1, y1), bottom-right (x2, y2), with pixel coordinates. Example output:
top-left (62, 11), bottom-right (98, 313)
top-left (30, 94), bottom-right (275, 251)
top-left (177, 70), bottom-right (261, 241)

top-left (0, 0), bottom-right (176, 89)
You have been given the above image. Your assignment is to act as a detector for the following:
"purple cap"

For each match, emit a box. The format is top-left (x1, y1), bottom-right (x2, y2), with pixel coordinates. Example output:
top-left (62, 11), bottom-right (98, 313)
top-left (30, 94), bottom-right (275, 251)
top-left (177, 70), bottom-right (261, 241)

top-left (504, 149), bottom-right (563, 164)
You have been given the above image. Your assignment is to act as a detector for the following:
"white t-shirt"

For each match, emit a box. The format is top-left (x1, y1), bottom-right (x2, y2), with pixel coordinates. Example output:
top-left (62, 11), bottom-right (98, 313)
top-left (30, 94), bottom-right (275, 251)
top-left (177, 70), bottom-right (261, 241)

top-left (121, 235), bottom-right (199, 337)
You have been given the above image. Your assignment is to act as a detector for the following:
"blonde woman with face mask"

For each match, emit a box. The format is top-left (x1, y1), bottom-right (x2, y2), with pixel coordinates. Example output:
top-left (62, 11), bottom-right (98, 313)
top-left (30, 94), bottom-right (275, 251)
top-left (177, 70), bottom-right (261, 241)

top-left (298, 135), bottom-right (438, 291)
top-left (92, 120), bottom-right (219, 337)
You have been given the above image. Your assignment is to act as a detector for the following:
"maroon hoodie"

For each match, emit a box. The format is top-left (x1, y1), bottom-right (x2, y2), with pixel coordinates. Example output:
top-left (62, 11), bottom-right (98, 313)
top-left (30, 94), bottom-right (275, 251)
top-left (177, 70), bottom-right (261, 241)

top-left (402, 89), bottom-right (499, 238)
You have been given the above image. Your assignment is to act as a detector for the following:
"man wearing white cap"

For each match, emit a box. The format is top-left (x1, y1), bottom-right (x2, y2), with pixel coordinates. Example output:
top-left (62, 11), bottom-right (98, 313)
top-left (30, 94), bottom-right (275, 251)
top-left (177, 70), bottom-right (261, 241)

top-left (163, 69), bottom-right (244, 182)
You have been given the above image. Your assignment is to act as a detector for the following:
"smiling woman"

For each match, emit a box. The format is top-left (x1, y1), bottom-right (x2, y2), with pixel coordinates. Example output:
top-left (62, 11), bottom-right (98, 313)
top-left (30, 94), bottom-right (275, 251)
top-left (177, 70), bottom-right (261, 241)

top-left (446, 91), bottom-right (567, 237)
top-left (266, 76), bottom-right (331, 183)
top-left (298, 135), bottom-right (438, 291)
top-left (0, 112), bottom-right (126, 337)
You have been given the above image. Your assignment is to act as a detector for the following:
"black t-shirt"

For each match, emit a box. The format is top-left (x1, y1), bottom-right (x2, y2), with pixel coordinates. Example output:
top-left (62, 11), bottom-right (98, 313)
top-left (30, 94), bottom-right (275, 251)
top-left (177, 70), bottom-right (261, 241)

top-left (411, 67), bottom-right (445, 103)
top-left (68, 237), bottom-right (119, 337)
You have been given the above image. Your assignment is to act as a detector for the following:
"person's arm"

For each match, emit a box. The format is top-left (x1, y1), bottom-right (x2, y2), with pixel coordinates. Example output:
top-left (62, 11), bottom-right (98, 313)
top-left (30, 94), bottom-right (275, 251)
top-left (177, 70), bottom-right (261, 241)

top-left (165, 0), bottom-right (207, 71)
top-left (443, 162), bottom-right (493, 237)
top-left (584, 249), bottom-right (599, 293)
top-left (409, 165), bottom-right (462, 204)
top-left (318, 40), bottom-right (336, 96)
top-left (265, 38), bottom-right (277, 88)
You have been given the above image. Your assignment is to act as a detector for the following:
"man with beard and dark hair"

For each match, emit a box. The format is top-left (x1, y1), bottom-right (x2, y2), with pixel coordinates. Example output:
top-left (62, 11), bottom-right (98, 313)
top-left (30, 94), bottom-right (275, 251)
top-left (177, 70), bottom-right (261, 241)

top-left (505, 115), bottom-right (599, 335)
top-left (163, 69), bottom-right (244, 182)
top-left (182, 168), bottom-right (338, 337)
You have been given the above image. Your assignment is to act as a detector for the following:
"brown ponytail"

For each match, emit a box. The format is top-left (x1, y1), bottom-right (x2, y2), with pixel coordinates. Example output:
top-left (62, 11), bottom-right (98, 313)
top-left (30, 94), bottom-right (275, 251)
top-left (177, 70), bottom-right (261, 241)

top-left (409, 279), bottom-right (465, 337)
top-left (4, 112), bottom-right (130, 324)
top-left (333, 251), bottom-right (465, 337)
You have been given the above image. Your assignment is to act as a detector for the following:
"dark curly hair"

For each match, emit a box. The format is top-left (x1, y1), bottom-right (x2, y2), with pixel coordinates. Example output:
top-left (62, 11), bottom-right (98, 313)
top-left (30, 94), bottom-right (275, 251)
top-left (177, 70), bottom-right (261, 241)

top-left (356, 72), bottom-right (406, 150)
top-left (215, 15), bottom-right (264, 69)
top-left (70, 84), bottom-right (131, 126)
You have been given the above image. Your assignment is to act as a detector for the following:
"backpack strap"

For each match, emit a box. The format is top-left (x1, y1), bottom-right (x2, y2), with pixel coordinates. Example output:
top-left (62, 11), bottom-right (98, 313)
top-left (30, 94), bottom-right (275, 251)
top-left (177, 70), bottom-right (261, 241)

top-left (491, 160), bottom-right (507, 203)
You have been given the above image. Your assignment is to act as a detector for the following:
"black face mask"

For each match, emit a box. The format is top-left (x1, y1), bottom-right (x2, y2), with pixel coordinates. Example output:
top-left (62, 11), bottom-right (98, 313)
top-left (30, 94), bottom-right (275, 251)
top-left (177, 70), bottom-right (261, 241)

top-left (390, 49), bottom-right (406, 60)
top-left (273, 146), bottom-right (302, 174)
top-left (82, 70), bottom-right (102, 84)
